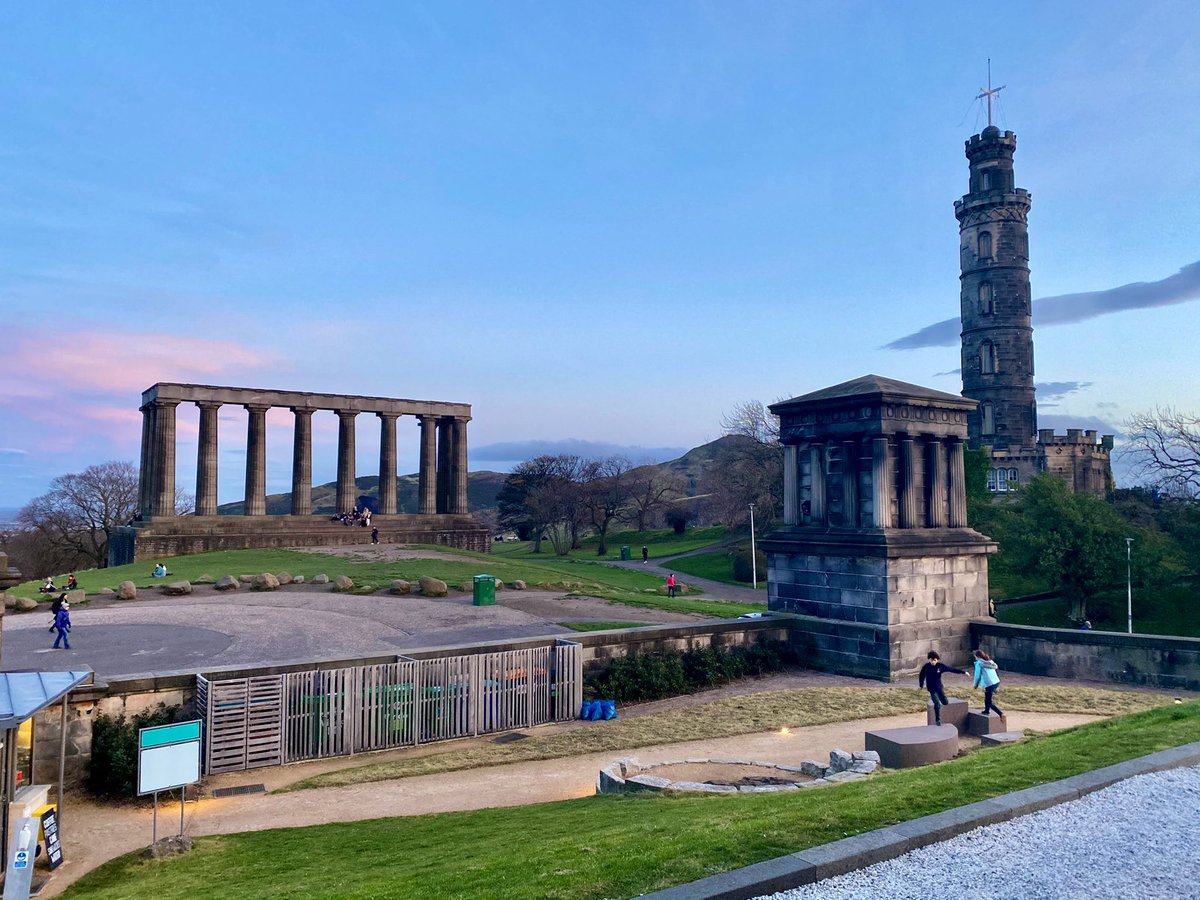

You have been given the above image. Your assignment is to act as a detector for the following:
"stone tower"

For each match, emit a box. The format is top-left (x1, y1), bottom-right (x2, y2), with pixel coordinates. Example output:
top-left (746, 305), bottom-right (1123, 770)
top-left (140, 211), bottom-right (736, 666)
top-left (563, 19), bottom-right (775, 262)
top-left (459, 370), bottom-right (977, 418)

top-left (955, 125), bottom-right (1035, 452)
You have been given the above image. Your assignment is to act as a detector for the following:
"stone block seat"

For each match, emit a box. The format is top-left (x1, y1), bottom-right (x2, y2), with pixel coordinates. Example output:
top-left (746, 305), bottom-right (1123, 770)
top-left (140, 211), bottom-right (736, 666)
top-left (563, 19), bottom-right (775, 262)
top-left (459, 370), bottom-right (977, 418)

top-left (926, 698), bottom-right (970, 732)
top-left (864, 724), bottom-right (959, 769)
top-left (981, 730), bottom-right (1025, 747)
top-left (967, 711), bottom-right (1009, 736)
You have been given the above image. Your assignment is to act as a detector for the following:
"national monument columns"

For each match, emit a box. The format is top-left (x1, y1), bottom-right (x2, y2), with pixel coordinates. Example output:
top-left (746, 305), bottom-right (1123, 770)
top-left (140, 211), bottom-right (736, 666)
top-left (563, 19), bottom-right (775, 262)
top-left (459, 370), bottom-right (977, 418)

top-left (114, 382), bottom-right (487, 565)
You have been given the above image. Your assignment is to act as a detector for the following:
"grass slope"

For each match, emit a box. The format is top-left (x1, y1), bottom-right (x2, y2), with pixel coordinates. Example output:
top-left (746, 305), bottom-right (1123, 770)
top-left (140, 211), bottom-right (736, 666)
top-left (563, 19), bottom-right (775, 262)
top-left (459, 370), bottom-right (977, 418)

top-left (667, 549), bottom-right (765, 590)
top-left (10, 548), bottom-right (764, 618)
top-left (998, 583), bottom-right (1200, 637)
top-left (63, 702), bottom-right (1200, 900)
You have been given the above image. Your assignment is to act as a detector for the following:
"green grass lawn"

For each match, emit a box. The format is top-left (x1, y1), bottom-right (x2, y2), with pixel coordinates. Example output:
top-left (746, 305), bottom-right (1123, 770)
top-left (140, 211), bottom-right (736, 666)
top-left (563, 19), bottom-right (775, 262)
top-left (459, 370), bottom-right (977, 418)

top-left (9, 547), bottom-right (764, 618)
top-left (998, 582), bottom-right (1200, 637)
top-left (63, 701), bottom-right (1200, 900)
top-left (491, 526), bottom-right (728, 562)
top-left (558, 621), bottom-right (652, 632)
top-left (667, 549), bottom-right (765, 590)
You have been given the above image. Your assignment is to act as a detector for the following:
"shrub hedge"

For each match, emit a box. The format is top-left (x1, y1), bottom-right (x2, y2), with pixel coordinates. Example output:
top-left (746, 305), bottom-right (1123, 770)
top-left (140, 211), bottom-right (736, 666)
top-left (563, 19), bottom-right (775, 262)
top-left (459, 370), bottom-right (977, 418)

top-left (88, 705), bottom-right (185, 800)
top-left (583, 639), bottom-right (798, 703)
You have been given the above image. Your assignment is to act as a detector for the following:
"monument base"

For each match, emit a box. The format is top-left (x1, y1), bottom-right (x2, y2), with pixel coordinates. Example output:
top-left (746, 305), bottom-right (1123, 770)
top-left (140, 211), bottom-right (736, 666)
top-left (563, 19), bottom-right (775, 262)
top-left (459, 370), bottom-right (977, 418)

top-left (108, 514), bottom-right (490, 566)
top-left (765, 528), bottom-right (996, 681)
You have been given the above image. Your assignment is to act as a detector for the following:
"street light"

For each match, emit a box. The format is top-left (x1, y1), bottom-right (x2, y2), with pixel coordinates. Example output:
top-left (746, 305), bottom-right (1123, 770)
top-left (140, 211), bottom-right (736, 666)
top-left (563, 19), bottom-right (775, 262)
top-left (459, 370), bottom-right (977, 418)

top-left (749, 503), bottom-right (757, 590)
top-left (1126, 536), bottom-right (1134, 634)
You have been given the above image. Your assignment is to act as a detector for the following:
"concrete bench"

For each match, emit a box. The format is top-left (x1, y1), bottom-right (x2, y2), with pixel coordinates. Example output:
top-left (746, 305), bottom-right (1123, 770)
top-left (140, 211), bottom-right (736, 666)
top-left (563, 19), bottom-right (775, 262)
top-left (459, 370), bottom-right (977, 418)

top-left (968, 711), bottom-right (1009, 735)
top-left (926, 698), bottom-right (969, 732)
top-left (981, 730), bottom-right (1025, 747)
top-left (864, 725), bottom-right (960, 769)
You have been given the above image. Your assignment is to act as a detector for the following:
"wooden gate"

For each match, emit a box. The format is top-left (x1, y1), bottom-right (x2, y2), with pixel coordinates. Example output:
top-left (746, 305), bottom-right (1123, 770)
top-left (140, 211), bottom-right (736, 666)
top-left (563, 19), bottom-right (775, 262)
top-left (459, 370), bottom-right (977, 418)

top-left (195, 641), bottom-right (582, 774)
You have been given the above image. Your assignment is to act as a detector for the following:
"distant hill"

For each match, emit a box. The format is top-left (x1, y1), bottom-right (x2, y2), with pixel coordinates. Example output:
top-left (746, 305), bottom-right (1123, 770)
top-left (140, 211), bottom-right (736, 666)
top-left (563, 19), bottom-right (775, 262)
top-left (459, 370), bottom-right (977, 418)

top-left (214, 435), bottom-right (752, 515)
top-left (217, 471), bottom-right (507, 516)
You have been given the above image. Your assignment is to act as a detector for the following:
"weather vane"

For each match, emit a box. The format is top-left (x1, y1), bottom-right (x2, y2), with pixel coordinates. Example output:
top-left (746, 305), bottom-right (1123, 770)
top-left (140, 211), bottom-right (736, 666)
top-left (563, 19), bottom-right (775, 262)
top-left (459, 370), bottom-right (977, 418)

top-left (976, 59), bottom-right (1006, 127)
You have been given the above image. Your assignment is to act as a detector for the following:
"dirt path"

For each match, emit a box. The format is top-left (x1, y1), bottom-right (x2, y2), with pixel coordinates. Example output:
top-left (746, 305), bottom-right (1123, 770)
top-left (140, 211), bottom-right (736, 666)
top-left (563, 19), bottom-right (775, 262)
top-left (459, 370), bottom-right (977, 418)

top-left (44, 709), bottom-right (1101, 897)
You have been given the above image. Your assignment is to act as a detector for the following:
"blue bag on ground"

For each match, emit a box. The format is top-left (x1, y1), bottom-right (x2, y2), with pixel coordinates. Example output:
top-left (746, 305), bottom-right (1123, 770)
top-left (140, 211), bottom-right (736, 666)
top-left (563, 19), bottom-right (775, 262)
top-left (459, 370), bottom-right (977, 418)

top-left (580, 700), bottom-right (598, 720)
top-left (600, 699), bottom-right (617, 720)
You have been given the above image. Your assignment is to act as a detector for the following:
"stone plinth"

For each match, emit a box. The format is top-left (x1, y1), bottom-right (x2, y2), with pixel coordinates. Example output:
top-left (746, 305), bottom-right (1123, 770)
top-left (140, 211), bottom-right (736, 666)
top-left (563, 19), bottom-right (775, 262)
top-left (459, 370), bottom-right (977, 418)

top-left (927, 698), bottom-right (970, 732)
top-left (968, 711), bottom-right (1009, 735)
top-left (980, 730), bottom-right (1024, 746)
top-left (864, 725), bottom-right (959, 769)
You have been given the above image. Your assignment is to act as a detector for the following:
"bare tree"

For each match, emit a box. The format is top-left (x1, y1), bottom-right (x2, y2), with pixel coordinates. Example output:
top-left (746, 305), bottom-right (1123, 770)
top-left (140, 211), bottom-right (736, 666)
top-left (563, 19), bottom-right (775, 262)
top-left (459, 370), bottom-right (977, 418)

top-left (17, 461), bottom-right (139, 571)
top-left (581, 456), bottom-right (635, 555)
top-left (1123, 408), bottom-right (1200, 498)
top-left (625, 464), bottom-right (686, 531)
top-left (703, 400), bottom-right (784, 527)
top-left (498, 454), bottom-right (592, 555)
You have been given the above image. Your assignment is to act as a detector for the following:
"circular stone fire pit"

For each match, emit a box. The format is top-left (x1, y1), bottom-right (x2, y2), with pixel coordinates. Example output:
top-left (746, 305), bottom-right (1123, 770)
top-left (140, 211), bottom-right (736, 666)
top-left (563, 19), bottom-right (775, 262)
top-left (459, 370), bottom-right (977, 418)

top-left (597, 750), bottom-right (880, 795)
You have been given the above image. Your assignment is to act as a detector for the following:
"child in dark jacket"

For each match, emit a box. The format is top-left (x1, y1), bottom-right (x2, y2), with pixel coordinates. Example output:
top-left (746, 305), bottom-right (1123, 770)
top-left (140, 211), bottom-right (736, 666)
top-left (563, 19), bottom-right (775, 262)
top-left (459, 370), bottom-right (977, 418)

top-left (918, 651), bottom-right (965, 726)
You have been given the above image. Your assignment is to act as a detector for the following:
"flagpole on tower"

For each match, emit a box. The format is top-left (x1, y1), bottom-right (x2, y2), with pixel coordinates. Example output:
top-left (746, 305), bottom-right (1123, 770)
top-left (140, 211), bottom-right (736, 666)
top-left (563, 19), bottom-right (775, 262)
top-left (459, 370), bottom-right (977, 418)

top-left (976, 59), bottom-right (1006, 127)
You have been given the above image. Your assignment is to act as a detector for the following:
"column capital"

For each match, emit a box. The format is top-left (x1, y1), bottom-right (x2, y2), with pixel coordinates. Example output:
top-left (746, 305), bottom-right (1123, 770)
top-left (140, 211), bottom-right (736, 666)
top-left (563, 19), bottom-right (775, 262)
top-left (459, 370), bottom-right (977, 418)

top-left (152, 399), bottom-right (181, 410)
top-left (336, 409), bottom-right (358, 420)
top-left (376, 411), bottom-right (400, 421)
top-left (244, 403), bottom-right (271, 413)
top-left (196, 400), bottom-right (222, 411)
top-left (290, 406), bottom-right (315, 417)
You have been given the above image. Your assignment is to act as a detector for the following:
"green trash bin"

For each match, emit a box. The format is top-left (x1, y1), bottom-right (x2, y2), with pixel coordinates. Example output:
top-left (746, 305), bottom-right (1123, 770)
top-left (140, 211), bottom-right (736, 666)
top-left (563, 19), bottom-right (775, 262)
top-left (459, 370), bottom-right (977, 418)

top-left (620, 546), bottom-right (631, 561)
top-left (473, 574), bottom-right (496, 606)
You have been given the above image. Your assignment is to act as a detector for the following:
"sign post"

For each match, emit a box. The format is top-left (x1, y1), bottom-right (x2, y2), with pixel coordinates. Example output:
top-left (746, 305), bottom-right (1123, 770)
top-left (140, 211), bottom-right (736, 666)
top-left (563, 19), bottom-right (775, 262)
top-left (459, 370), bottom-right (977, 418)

top-left (138, 720), bottom-right (202, 846)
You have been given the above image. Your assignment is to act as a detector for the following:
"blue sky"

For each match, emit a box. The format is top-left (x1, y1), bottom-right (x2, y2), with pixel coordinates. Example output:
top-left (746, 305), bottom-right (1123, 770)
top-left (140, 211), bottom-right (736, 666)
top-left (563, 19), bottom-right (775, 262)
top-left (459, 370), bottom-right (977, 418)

top-left (2, 1), bottom-right (1198, 507)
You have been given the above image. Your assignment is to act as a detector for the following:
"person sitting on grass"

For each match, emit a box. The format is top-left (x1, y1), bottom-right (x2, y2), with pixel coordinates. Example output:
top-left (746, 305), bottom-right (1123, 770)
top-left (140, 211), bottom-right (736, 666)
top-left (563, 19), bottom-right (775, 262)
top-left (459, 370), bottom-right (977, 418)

top-left (40, 577), bottom-right (56, 594)
top-left (66, 574), bottom-right (78, 591)
top-left (152, 563), bottom-right (168, 577)
top-left (918, 650), bottom-right (966, 727)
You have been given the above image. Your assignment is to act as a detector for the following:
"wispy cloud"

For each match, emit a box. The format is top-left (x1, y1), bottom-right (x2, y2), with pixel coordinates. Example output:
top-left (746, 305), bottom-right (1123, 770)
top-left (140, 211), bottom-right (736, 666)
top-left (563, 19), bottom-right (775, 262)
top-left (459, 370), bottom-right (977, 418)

top-left (472, 439), bottom-right (688, 466)
top-left (1036, 381), bottom-right (1093, 402)
top-left (885, 261), bottom-right (1200, 350)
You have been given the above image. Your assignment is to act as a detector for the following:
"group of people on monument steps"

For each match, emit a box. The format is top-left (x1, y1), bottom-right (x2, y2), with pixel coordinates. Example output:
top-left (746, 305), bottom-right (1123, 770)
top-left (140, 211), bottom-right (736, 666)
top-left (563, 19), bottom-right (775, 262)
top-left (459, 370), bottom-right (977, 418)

top-left (919, 649), bottom-right (1003, 726)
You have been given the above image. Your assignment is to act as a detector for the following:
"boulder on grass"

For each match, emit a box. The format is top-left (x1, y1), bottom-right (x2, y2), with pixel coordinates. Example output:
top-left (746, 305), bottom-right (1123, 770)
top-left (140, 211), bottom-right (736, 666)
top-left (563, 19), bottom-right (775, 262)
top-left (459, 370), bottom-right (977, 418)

top-left (239, 575), bottom-right (255, 584)
top-left (117, 581), bottom-right (137, 601)
top-left (193, 574), bottom-right (215, 584)
top-left (828, 749), bottom-right (854, 774)
top-left (799, 760), bottom-right (828, 778)
top-left (252, 573), bottom-right (280, 592)
top-left (511, 580), bottom-right (527, 591)
top-left (64, 589), bottom-right (86, 606)
top-left (457, 581), bottom-right (472, 593)
top-left (2, 593), bottom-right (15, 609)
top-left (333, 575), bottom-right (354, 592)
top-left (162, 581), bottom-right (193, 596)
top-left (312, 574), bottom-right (329, 585)
top-left (419, 576), bottom-right (448, 597)
top-left (100, 587), bottom-right (115, 596)
top-left (292, 575), bottom-right (305, 585)
top-left (16, 596), bottom-right (38, 612)
top-left (390, 579), bottom-right (411, 596)
top-left (276, 572), bottom-right (293, 585)
top-left (214, 575), bottom-right (240, 592)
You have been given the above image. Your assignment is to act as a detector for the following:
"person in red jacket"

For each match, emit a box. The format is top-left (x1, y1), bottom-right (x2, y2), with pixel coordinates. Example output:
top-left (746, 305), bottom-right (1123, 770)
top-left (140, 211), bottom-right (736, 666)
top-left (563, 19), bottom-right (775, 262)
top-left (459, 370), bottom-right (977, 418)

top-left (918, 650), bottom-right (965, 726)
top-left (666, 573), bottom-right (677, 598)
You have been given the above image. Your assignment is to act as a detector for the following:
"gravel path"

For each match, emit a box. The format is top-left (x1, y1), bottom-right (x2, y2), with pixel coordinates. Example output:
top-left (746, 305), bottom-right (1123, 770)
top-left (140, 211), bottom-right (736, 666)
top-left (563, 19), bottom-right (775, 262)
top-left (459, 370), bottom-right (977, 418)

top-left (758, 764), bottom-right (1200, 900)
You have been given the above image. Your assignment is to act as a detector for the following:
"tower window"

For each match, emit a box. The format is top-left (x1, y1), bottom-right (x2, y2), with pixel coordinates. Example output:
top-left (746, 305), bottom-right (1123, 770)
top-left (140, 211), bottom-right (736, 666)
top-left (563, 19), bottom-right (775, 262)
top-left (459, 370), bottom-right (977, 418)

top-left (978, 231), bottom-right (992, 259)
top-left (980, 341), bottom-right (997, 375)
top-left (979, 282), bottom-right (993, 315)
top-left (981, 402), bottom-right (995, 436)
top-left (981, 170), bottom-right (993, 190)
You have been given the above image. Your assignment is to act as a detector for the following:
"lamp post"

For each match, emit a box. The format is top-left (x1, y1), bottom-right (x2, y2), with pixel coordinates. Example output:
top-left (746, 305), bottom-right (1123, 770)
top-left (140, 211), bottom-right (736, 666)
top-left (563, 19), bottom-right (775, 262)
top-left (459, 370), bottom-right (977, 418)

top-left (749, 503), bottom-right (757, 590)
top-left (1126, 536), bottom-right (1134, 635)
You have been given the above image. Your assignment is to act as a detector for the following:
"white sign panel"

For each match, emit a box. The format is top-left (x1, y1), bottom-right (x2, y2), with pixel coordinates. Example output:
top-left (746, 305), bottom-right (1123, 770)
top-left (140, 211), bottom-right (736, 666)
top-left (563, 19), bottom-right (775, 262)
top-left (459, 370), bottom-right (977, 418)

top-left (138, 741), bottom-right (200, 795)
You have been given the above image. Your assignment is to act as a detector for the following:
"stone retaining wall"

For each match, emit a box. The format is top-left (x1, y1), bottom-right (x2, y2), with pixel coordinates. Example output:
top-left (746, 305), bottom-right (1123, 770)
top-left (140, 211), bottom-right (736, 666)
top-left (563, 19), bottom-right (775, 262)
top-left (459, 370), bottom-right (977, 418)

top-left (970, 620), bottom-right (1200, 691)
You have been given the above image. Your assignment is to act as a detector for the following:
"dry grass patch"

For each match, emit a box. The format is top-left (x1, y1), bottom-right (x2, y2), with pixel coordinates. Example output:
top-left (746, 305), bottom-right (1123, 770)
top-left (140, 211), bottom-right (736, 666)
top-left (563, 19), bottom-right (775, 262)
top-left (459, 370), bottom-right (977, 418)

top-left (283, 685), bottom-right (1168, 792)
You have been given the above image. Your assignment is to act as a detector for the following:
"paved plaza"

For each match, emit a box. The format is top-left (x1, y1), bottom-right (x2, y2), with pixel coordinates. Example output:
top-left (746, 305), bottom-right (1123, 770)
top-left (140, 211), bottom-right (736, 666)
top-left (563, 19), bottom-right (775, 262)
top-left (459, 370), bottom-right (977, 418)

top-left (3, 586), bottom-right (703, 680)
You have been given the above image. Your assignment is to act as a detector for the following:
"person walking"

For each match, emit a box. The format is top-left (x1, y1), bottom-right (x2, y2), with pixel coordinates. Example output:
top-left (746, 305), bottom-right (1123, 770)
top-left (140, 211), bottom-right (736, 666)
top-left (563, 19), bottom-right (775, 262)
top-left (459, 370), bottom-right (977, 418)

top-left (918, 651), bottom-right (965, 726)
top-left (666, 573), bottom-right (677, 598)
top-left (641, 546), bottom-right (649, 564)
top-left (371, 526), bottom-right (379, 544)
top-left (48, 593), bottom-right (67, 633)
top-left (52, 601), bottom-right (71, 650)
top-left (972, 649), bottom-right (1003, 717)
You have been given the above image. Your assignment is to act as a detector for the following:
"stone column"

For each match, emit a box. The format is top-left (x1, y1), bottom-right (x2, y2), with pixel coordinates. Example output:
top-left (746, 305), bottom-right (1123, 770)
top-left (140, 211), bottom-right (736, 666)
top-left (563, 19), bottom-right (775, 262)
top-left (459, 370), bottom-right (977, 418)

top-left (290, 409), bottom-right (314, 516)
top-left (948, 438), bottom-right (968, 528)
top-left (195, 402), bottom-right (221, 516)
top-left (871, 436), bottom-right (894, 528)
top-left (244, 405), bottom-right (269, 516)
top-left (899, 437), bottom-right (920, 528)
top-left (436, 418), bottom-right (453, 514)
top-left (417, 415), bottom-right (437, 515)
top-left (782, 444), bottom-right (799, 525)
top-left (841, 439), bottom-right (859, 528)
top-left (377, 413), bottom-right (398, 515)
top-left (138, 404), bottom-right (156, 517)
top-left (336, 410), bottom-right (358, 514)
top-left (927, 437), bottom-right (948, 527)
top-left (452, 417), bottom-right (469, 514)
top-left (152, 401), bottom-right (179, 517)
top-left (809, 443), bottom-right (827, 526)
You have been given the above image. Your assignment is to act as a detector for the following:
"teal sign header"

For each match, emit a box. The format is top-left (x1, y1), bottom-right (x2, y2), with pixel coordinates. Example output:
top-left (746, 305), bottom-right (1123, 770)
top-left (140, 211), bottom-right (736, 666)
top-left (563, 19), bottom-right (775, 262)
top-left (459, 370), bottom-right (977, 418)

top-left (139, 720), bottom-right (201, 749)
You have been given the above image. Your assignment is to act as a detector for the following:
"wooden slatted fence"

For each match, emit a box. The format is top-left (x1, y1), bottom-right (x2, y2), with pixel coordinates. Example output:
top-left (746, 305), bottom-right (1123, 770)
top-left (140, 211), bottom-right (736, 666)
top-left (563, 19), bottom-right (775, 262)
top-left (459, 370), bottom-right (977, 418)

top-left (196, 641), bottom-right (582, 774)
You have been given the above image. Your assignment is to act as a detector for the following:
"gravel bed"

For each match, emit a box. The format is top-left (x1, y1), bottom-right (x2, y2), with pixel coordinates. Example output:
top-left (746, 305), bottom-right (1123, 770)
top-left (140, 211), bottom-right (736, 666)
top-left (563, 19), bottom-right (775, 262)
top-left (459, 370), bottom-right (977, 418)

top-left (758, 764), bottom-right (1200, 900)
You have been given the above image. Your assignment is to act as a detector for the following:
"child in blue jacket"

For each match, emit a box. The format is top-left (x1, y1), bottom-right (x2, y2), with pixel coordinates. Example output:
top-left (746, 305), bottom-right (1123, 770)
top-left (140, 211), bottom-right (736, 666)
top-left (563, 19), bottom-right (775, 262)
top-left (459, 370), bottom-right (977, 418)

top-left (52, 602), bottom-right (72, 650)
top-left (972, 649), bottom-right (1002, 716)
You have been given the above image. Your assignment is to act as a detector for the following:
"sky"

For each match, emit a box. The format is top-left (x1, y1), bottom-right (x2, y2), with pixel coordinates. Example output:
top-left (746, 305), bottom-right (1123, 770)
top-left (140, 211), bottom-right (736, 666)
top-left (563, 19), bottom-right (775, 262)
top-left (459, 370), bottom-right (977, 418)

top-left (2, 1), bottom-right (1198, 508)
